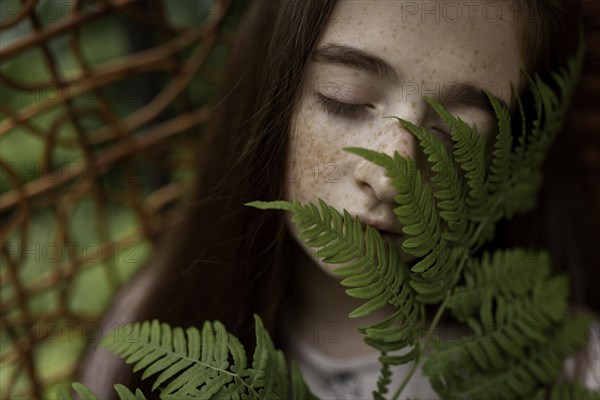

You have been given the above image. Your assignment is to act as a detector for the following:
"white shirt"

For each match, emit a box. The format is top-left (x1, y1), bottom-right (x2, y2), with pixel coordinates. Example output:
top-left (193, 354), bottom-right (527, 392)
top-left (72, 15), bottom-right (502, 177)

top-left (284, 332), bottom-right (438, 400)
top-left (283, 322), bottom-right (600, 400)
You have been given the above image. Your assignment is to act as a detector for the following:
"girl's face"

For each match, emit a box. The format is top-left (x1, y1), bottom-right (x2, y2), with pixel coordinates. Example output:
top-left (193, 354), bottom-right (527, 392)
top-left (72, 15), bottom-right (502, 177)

top-left (285, 0), bottom-right (524, 276)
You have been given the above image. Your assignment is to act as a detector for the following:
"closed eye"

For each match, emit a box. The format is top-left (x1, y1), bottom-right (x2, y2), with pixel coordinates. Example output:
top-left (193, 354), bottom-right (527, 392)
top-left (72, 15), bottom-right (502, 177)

top-left (316, 93), bottom-right (372, 119)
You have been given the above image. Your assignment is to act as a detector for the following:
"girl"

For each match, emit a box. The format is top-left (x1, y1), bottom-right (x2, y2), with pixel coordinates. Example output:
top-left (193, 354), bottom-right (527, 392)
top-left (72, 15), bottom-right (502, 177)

top-left (79, 0), bottom-right (599, 398)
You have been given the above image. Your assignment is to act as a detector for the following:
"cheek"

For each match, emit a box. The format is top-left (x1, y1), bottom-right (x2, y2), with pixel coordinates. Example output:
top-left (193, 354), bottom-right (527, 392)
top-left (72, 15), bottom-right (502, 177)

top-left (284, 108), bottom-right (344, 205)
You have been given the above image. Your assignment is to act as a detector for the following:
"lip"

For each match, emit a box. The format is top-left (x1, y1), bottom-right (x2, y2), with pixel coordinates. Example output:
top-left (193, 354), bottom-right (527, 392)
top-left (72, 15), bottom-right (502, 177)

top-left (358, 216), bottom-right (403, 236)
top-left (359, 227), bottom-right (402, 260)
top-left (357, 218), bottom-right (417, 264)
top-left (359, 224), bottom-right (403, 250)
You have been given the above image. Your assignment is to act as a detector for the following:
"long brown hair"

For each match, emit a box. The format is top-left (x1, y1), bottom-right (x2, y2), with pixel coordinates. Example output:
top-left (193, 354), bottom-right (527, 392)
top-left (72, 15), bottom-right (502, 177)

top-left (79, 0), bottom-right (596, 397)
top-left (135, 0), bottom-right (338, 347)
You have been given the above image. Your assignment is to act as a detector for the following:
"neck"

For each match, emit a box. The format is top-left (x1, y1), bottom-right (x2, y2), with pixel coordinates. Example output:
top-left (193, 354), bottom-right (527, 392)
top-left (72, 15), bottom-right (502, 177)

top-left (284, 241), bottom-right (396, 359)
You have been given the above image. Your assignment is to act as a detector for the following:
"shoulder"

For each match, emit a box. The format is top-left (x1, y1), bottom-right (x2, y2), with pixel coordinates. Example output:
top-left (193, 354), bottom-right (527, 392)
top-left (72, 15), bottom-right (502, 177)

top-left (76, 264), bottom-right (158, 397)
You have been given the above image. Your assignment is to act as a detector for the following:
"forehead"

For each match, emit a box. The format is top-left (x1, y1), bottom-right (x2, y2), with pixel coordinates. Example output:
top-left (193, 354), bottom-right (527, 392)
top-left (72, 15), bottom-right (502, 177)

top-left (318, 0), bottom-right (524, 106)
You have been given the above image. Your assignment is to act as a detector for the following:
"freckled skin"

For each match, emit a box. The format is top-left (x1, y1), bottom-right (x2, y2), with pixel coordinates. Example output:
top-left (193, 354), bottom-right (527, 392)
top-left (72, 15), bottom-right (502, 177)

top-left (285, 0), bottom-right (523, 277)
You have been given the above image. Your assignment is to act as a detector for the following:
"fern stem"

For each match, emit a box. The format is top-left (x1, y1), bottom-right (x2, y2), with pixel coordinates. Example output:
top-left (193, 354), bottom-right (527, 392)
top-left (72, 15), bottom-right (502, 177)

top-left (391, 343), bottom-right (422, 400)
top-left (391, 236), bottom-right (476, 400)
top-left (391, 295), bottom-right (450, 400)
top-left (391, 192), bottom-right (504, 399)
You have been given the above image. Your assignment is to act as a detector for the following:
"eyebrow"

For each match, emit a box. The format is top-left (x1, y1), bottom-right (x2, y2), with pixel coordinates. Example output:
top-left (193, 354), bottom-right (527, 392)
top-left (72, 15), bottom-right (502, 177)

top-left (313, 43), bottom-right (400, 84)
top-left (313, 43), bottom-right (508, 116)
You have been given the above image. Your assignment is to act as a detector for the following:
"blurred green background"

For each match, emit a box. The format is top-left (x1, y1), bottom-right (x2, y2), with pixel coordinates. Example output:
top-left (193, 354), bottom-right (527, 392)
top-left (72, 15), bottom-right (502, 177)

top-left (0, 0), bottom-right (247, 397)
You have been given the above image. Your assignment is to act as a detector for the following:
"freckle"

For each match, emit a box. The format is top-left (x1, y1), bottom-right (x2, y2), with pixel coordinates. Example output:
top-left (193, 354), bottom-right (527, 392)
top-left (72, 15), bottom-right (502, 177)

top-left (475, 50), bottom-right (480, 55)
top-left (358, 21), bottom-right (362, 25)
top-left (383, 46), bottom-right (388, 53)
top-left (410, 101), bottom-right (417, 109)
top-left (401, 138), bottom-right (409, 147)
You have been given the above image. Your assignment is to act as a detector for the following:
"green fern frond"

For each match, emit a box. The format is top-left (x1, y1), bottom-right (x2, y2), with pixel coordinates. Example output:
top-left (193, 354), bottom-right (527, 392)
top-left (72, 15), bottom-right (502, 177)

top-left (483, 91), bottom-right (513, 199)
top-left (248, 198), bottom-right (415, 320)
top-left (534, 382), bottom-right (600, 400)
top-left (425, 249), bottom-right (574, 390)
top-left (343, 147), bottom-right (456, 302)
top-left (506, 38), bottom-right (585, 218)
top-left (424, 247), bottom-right (594, 400)
top-left (447, 249), bottom-right (551, 321)
top-left (373, 352), bottom-right (393, 400)
top-left (425, 276), bottom-right (571, 383)
top-left (247, 198), bottom-right (422, 361)
top-left (54, 383), bottom-right (148, 400)
top-left (291, 360), bottom-right (318, 400)
top-left (54, 382), bottom-right (99, 400)
top-left (342, 148), bottom-right (442, 259)
top-left (431, 314), bottom-right (594, 400)
top-left (100, 315), bottom-right (304, 399)
top-left (114, 385), bottom-right (149, 400)
top-left (426, 100), bottom-right (487, 210)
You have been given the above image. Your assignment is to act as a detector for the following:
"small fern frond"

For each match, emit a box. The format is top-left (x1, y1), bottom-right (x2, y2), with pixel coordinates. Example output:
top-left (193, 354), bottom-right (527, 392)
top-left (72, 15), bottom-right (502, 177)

top-left (100, 315), bottom-right (306, 399)
top-left (387, 112), bottom-right (468, 244)
top-left (245, 200), bottom-right (302, 213)
top-left (247, 198), bottom-right (413, 320)
top-left (506, 36), bottom-right (585, 218)
top-left (247, 198), bottom-right (422, 364)
top-left (249, 315), bottom-right (290, 399)
top-left (533, 382), bottom-right (600, 400)
top-left (113, 384), bottom-right (149, 400)
top-left (291, 360), bottom-right (318, 400)
top-left (54, 382), bottom-right (99, 400)
top-left (432, 313), bottom-right (594, 400)
top-left (483, 90), bottom-right (512, 198)
top-left (373, 352), bottom-right (393, 400)
top-left (425, 276), bottom-right (570, 383)
top-left (54, 383), bottom-right (148, 400)
top-left (425, 249), bottom-right (594, 400)
top-left (343, 147), bottom-right (442, 259)
top-left (426, 99), bottom-right (487, 210)
top-left (344, 146), bottom-right (461, 302)
top-left (447, 249), bottom-right (551, 321)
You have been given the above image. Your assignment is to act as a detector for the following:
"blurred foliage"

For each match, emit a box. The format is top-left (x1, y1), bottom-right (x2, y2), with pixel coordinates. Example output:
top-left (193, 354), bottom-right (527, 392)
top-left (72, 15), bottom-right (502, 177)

top-left (1, 0), bottom-right (247, 397)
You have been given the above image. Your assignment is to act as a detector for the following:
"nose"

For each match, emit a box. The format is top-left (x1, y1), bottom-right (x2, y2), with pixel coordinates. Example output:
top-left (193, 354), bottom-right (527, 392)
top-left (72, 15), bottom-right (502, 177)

top-left (353, 106), bottom-right (425, 204)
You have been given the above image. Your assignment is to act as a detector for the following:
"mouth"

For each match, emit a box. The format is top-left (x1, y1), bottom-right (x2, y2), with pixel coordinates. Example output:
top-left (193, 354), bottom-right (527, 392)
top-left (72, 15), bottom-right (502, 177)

top-left (360, 226), bottom-right (417, 265)
top-left (361, 226), bottom-right (403, 247)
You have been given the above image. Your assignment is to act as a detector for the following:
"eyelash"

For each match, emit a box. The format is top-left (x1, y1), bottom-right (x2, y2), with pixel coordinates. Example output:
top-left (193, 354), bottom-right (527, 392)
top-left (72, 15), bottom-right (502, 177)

top-left (316, 94), bottom-right (371, 119)
top-left (316, 93), bottom-right (454, 146)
